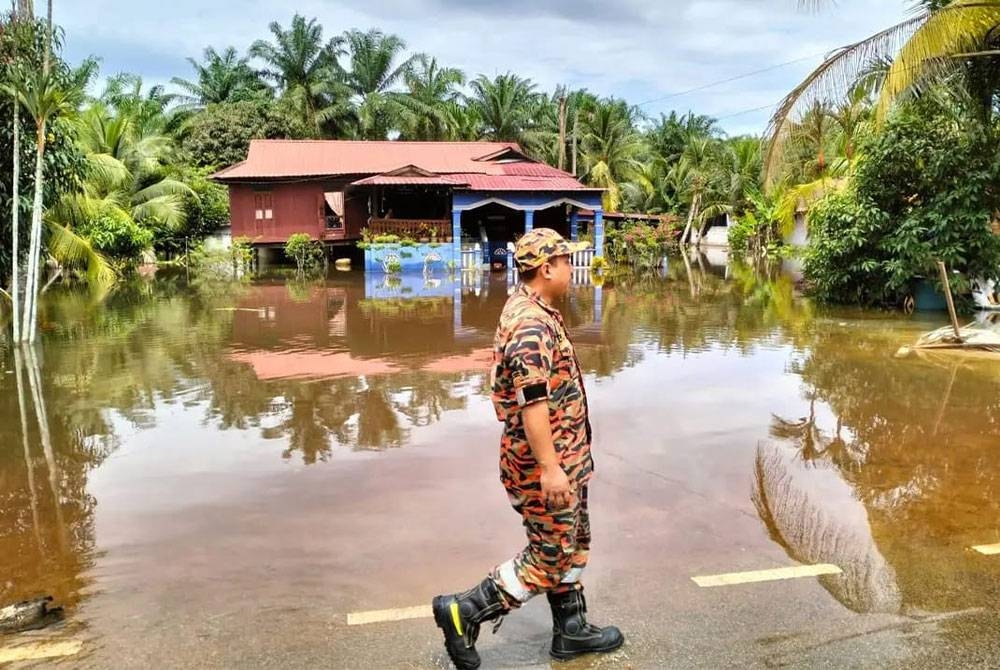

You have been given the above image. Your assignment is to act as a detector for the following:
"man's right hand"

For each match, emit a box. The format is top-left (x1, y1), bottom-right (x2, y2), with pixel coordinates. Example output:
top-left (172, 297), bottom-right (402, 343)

top-left (541, 462), bottom-right (573, 509)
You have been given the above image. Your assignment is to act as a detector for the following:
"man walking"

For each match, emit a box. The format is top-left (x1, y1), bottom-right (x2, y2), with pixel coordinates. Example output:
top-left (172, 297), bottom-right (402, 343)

top-left (432, 229), bottom-right (624, 669)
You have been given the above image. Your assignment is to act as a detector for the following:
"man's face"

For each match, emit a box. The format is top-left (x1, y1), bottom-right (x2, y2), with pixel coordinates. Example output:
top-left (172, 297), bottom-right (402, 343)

top-left (542, 255), bottom-right (573, 297)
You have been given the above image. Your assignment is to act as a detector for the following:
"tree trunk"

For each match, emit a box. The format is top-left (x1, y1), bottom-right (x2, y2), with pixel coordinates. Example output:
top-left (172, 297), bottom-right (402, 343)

top-left (16, 0), bottom-right (33, 19)
top-left (557, 96), bottom-right (567, 172)
top-left (43, 0), bottom-right (53, 75)
top-left (13, 346), bottom-right (44, 554)
top-left (11, 103), bottom-right (22, 343)
top-left (23, 120), bottom-right (46, 342)
top-left (25, 344), bottom-right (66, 552)
top-left (571, 110), bottom-right (578, 177)
top-left (681, 193), bottom-right (699, 245)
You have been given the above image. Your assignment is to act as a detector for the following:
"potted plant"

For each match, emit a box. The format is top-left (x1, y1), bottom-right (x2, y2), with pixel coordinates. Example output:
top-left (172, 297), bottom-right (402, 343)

top-left (418, 223), bottom-right (431, 243)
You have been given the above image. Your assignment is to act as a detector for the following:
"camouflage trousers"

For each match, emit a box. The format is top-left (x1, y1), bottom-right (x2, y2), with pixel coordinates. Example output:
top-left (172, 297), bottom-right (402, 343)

top-left (491, 483), bottom-right (590, 605)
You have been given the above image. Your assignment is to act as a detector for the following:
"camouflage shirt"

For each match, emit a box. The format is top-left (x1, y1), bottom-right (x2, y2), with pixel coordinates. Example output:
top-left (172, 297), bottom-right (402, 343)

top-left (491, 283), bottom-right (593, 488)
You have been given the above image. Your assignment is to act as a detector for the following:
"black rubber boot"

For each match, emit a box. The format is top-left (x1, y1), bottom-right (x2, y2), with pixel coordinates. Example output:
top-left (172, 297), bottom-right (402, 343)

top-left (432, 577), bottom-right (509, 670)
top-left (546, 588), bottom-right (624, 661)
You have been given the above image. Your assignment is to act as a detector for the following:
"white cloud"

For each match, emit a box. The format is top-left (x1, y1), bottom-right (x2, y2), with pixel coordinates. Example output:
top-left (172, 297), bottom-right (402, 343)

top-left (58, 0), bottom-right (910, 134)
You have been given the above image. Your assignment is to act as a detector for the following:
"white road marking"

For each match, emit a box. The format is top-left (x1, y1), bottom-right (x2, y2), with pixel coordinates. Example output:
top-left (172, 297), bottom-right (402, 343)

top-left (347, 604), bottom-right (432, 626)
top-left (0, 640), bottom-right (83, 663)
top-left (692, 563), bottom-right (842, 588)
top-left (972, 543), bottom-right (1000, 555)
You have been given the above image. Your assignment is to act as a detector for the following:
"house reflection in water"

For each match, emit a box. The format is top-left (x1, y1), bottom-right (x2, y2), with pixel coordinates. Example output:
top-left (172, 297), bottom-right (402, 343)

top-left (223, 272), bottom-right (605, 460)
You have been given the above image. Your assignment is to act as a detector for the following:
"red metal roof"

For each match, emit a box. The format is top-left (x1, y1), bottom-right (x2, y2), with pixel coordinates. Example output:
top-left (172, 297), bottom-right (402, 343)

top-left (212, 140), bottom-right (600, 192)
top-left (454, 173), bottom-right (599, 191)
top-left (351, 174), bottom-right (467, 187)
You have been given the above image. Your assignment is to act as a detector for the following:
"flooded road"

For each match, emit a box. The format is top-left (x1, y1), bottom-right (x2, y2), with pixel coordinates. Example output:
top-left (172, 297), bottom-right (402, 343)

top-left (1, 261), bottom-right (998, 668)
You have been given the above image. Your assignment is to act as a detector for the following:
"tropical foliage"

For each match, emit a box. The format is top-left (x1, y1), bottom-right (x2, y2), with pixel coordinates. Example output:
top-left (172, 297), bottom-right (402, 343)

top-left (5, 0), bottom-right (1000, 337)
top-left (804, 96), bottom-right (1000, 306)
top-left (767, 0), bottom-right (1000, 305)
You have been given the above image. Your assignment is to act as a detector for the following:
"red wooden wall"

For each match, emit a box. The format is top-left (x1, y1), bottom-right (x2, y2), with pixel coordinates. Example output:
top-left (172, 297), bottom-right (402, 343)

top-left (230, 183), bottom-right (329, 244)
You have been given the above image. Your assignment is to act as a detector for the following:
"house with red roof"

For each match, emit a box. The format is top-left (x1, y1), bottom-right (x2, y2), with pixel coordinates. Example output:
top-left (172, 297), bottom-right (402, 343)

top-left (212, 140), bottom-right (606, 269)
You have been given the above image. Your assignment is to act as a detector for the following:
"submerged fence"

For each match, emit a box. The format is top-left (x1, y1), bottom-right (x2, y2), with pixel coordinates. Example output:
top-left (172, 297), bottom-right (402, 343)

top-left (460, 244), bottom-right (596, 271)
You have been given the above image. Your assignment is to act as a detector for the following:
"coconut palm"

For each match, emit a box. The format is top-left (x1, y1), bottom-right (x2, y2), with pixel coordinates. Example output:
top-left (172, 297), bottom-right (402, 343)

top-left (249, 14), bottom-right (344, 132)
top-left (670, 137), bottom-right (729, 244)
top-left (466, 73), bottom-right (539, 143)
top-left (718, 136), bottom-right (764, 215)
top-left (48, 103), bottom-right (191, 266)
top-left (395, 55), bottom-right (465, 140)
top-left (796, 100), bottom-right (835, 177)
top-left (341, 29), bottom-right (420, 139)
top-left (622, 158), bottom-right (673, 213)
top-left (170, 46), bottom-right (269, 110)
top-left (829, 86), bottom-right (873, 162)
top-left (579, 99), bottom-right (644, 212)
top-left (766, 0), bottom-right (1000, 184)
top-left (99, 73), bottom-right (177, 137)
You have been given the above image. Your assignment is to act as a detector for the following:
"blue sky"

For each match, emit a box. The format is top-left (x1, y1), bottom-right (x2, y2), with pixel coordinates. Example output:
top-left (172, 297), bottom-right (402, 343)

top-left (59, 0), bottom-right (910, 136)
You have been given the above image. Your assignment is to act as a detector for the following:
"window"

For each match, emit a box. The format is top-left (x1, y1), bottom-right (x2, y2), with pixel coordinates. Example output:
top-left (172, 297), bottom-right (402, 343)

top-left (254, 192), bottom-right (273, 221)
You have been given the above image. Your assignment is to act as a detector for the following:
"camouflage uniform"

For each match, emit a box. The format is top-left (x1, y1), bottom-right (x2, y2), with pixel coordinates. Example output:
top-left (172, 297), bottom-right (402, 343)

top-left (488, 229), bottom-right (593, 604)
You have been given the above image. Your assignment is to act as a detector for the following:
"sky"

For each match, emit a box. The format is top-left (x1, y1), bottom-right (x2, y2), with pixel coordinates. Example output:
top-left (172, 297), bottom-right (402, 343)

top-left (58, 0), bottom-right (911, 136)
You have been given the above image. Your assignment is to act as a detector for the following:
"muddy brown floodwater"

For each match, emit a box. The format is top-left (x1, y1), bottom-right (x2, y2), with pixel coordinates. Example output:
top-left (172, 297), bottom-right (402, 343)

top-left (1, 260), bottom-right (998, 669)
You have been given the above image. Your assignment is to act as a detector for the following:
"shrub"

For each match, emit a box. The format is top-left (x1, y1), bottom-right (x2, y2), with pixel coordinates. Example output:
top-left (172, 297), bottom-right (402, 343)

top-left (605, 218), bottom-right (678, 270)
top-left (804, 97), bottom-right (1000, 306)
top-left (78, 205), bottom-right (154, 266)
top-left (285, 233), bottom-right (325, 275)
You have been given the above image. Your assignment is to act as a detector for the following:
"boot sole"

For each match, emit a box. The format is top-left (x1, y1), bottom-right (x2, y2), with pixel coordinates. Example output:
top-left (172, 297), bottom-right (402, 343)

top-left (432, 596), bottom-right (481, 670)
top-left (549, 636), bottom-right (625, 661)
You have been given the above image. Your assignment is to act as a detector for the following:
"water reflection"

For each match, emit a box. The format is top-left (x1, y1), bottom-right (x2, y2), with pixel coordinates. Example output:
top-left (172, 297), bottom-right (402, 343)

top-left (755, 318), bottom-right (1000, 620)
top-left (1, 259), bottom-right (998, 661)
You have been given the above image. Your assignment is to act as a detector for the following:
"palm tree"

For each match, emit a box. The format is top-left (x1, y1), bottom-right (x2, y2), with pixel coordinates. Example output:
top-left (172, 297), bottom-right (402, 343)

top-left (249, 14), bottom-right (343, 132)
top-left (579, 98), bottom-right (644, 212)
top-left (8, 69), bottom-right (23, 343)
top-left (442, 100), bottom-right (481, 140)
top-left (718, 136), bottom-right (764, 216)
top-left (796, 100), bottom-right (835, 177)
top-left (622, 157), bottom-right (672, 213)
top-left (341, 29), bottom-right (420, 139)
top-left (9, 64), bottom-right (81, 341)
top-left (395, 55), bottom-right (465, 140)
top-left (170, 46), bottom-right (269, 110)
top-left (55, 103), bottom-right (192, 239)
top-left (670, 137), bottom-right (729, 244)
top-left (466, 73), bottom-right (539, 143)
top-left (99, 73), bottom-right (176, 137)
top-left (829, 86), bottom-right (873, 163)
top-left (647, 111), bottom-right (720, 164)
top-left (766, 0), bottom-right (1000, 184)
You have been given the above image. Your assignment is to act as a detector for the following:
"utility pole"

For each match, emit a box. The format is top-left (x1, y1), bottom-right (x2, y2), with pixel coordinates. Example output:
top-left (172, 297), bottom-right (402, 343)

top-left (557, 95), bottom-right (567, 172)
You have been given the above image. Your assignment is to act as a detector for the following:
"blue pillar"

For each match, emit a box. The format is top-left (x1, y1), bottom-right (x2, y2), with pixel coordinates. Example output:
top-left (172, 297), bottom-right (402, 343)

top-left (594, 209), bottom-right (604, 257)
top-left (569, 209), bottom-right (579, 241)
top-left (524, 209), bottom-right (534, 234)
top-left (451, 209), bottom-right (462, 268)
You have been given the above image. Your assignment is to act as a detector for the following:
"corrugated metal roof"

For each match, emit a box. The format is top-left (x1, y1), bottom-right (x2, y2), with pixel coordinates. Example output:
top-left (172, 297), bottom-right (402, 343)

top-left (211, 140), bottom-right (600, 192)
top-left (351, 174), bottom-right (467, 187)
top-left (212, 140), bottom-right (515, 180)
top-left (455, 174), bottom-right (601, 192)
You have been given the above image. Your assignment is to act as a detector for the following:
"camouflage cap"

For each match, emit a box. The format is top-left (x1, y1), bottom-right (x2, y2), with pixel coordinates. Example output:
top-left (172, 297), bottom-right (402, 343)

top-left (513, 228), bottom-right (588, 272)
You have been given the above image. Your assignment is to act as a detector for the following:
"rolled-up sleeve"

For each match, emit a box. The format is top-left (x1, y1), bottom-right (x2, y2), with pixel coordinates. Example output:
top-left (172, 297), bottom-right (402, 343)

top-left (504, 317), bottom-right (556, 407)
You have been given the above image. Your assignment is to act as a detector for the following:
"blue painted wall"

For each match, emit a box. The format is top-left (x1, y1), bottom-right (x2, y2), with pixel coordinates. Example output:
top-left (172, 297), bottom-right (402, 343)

top-left (364, 243), bottom-right (455, 274)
